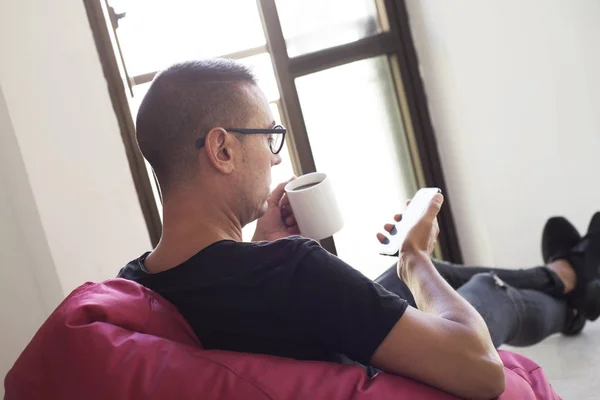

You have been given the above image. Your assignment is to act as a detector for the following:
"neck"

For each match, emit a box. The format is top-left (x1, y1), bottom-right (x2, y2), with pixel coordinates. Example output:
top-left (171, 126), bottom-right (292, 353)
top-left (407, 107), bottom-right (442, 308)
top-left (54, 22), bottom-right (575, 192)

top-left (145, 186), bottom-right (243, 272)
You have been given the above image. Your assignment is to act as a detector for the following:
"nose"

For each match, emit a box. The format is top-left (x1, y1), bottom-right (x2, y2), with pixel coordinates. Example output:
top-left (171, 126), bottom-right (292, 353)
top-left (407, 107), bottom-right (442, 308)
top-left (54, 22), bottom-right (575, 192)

top-left (272, 153), bottom-right (282, 167)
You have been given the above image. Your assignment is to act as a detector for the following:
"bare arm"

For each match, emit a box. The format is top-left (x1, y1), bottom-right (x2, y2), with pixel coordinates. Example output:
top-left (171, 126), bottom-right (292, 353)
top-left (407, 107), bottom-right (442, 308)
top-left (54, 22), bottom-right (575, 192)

top-left (371, 195), bottom-right (505, 400)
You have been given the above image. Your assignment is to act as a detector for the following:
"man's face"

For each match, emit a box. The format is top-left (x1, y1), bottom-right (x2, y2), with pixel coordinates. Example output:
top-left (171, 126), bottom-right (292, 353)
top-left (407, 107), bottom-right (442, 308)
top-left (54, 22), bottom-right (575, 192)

top-left (236, 84), bottom-right (282, 224)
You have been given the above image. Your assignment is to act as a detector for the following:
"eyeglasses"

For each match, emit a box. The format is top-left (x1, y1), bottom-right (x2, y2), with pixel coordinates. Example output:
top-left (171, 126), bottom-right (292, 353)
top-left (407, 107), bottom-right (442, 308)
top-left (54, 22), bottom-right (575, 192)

top-left (195, 125), bottom-right (287, 155)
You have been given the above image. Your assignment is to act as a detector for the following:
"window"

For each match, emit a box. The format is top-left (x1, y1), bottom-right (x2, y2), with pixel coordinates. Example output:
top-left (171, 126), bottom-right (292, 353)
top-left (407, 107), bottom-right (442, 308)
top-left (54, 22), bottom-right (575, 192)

top-left (109, 0), bottom-right (267, 77)
top-left (296, 56), bottom-right (416, 275)
top-left (275, 0), bottom-right (382, 57)
top-left (85, 0), bottom-right (463, 277)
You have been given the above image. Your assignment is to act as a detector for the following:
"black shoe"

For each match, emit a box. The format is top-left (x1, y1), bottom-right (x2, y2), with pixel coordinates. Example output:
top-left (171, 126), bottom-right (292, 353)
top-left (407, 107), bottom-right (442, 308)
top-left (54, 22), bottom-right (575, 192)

top-left (562, 309), bottom-right (586, 336)
top-left (565, 212), bottom-right (600, 321)
top-left (541, 216), bottom-right (581, 263)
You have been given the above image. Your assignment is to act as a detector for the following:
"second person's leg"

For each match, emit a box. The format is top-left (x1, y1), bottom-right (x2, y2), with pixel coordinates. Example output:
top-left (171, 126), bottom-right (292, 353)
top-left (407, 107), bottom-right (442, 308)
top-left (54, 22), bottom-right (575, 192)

top-left (456, 272), bottom-right (575, 347)
top-left (375, 265), bottom-right (578, 347)
top-left (375, 258), bottom-right (566, 304)
top-left (431, 259), bottom-right (565, 297)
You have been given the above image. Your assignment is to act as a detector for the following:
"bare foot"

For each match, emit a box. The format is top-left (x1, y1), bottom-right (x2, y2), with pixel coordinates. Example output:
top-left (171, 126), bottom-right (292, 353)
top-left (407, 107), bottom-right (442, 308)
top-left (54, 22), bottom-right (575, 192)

top-left (546, 259), bottom-right (577, 294)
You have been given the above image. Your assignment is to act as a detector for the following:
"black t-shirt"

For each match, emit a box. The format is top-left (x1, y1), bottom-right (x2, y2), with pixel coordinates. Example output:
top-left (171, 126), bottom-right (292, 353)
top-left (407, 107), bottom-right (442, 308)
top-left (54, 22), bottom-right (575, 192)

top-left (118, 236), bottom-right (408, 366)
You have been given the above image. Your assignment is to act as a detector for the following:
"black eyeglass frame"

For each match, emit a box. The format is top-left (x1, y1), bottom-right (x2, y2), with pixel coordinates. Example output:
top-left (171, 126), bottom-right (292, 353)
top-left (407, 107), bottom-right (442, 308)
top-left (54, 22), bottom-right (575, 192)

top-left (195, 125), bottom-right (287, 154)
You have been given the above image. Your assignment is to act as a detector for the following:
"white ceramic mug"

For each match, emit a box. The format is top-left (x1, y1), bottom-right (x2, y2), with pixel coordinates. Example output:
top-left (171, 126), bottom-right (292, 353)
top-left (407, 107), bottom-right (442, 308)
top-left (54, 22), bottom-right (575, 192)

top-left (284, 172), bottom-right (344, 240)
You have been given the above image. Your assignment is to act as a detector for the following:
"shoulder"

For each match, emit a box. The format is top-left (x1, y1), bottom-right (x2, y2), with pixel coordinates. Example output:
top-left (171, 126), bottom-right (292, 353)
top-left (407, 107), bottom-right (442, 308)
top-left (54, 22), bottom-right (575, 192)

top-left (248, 236), bottom-right (321, 254)
top-left (233, 235), bottom-right (320, 260)
top-left (235, 236), bottom-right (335, 279)
top-left (268, 238), bottom-right (366, 284)
top-left (252, 236), bottom-right (334, 267)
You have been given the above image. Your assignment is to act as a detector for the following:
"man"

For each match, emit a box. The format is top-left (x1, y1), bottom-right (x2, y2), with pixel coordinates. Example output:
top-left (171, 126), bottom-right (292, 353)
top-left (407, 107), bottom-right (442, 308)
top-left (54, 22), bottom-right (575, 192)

top-left (119, 59), bottom-right (600, 399)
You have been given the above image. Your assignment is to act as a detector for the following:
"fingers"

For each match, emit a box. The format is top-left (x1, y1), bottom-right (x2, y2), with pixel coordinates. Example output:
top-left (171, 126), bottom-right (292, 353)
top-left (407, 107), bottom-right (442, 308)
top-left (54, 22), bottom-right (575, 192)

top-left (376, 232), bottom-right (389, 244)
top-left (279, 191), bottom-right (294, 223)
top-left (284, 214), bottom-right (296, 226)
top-left (279, 193), bottom-right (293, 216)
top-left (286, 225), bottom-right (301, 235)
top-left (280, 202), bottom-right (297, 230)
top-left (422, 193), bottom-right (444, 224)
top-left (284, 212), bottom-right (299, 234)
top-left (377, 214), bottom-right (400, 238)
top-left (278, 184), bottom-right (298, 232)
top-left (281, 204), bottom-right (293, 218)
top-left (269, 176), bottom-right (296, 207)
top-left (384, 223), bottom-right (396, 233)
top-left (387, 202), bottom-right (407, 223)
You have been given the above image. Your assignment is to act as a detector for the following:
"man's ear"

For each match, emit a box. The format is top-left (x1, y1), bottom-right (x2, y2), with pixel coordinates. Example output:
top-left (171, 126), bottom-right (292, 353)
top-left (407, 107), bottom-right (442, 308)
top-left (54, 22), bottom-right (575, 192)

top-left (203, 127), bottom-right (236, 174)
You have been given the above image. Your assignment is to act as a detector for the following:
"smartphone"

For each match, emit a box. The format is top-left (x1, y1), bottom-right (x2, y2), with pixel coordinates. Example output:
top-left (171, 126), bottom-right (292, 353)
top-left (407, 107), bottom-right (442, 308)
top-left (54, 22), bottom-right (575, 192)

top-left (379, 188), bottom-right (441, 256)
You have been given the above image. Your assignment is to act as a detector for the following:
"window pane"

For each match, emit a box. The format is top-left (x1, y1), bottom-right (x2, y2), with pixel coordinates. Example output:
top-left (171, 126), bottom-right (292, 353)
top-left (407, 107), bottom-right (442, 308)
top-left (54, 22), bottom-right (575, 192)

top-left (275, 0), bottom-right (381, 57)
top-left (296, 56), bottom-right (417, 279)
top-left (130, 81), bottom-right (151, 118)
top-left (129, 53), bottom-right (279, 114)
top-left (110, 0), bottom-right (266, 76)
top-left (237, 53), bottom-right (280, 103)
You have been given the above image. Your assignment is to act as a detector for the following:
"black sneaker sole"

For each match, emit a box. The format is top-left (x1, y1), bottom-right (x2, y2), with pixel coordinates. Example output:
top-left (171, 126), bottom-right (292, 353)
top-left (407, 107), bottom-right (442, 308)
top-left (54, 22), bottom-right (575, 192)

top-left (562, 310), bottom-right (586, 336)
top-left (583, 279), bottom-right (600, 321)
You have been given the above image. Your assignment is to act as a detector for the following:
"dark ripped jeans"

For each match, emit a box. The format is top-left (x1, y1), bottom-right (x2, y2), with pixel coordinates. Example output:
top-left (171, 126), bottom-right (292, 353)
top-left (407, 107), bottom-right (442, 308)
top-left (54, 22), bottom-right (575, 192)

top-left (376, 260), bottom-right (574, 348)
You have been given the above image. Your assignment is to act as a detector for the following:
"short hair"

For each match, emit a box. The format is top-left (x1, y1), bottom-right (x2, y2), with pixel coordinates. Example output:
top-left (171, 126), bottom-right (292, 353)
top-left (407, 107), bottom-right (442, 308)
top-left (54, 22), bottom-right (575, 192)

top-left (136, 59), bottom-right (257, 191)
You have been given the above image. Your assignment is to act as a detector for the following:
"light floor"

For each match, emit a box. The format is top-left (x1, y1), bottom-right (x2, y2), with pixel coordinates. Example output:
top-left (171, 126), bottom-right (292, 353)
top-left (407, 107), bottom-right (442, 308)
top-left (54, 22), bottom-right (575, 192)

top-left (503, 319), bottom-right (600, 399)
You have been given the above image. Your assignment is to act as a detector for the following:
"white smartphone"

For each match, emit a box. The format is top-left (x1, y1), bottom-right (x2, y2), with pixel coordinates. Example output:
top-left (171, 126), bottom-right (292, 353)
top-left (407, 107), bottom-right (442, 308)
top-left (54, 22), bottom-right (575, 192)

top-left (379, 187), bottom-right (441, 256)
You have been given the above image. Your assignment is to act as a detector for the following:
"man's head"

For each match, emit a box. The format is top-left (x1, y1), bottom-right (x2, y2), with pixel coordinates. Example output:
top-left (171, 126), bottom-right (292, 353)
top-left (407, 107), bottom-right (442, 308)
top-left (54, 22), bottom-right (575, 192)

top-left (136, 59), bottom-right (283, 225)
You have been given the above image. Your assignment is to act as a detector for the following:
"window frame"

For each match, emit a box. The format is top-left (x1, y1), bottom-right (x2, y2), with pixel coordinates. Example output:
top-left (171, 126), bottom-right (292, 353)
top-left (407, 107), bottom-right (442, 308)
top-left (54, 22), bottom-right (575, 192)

top-left (83, 0), bottom-right (463, 263)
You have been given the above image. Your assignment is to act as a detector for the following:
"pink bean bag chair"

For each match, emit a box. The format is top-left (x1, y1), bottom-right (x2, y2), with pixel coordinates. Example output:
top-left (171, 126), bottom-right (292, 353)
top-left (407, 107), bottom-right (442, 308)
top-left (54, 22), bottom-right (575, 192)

top-left (5, 279), bottom-right (561, 399)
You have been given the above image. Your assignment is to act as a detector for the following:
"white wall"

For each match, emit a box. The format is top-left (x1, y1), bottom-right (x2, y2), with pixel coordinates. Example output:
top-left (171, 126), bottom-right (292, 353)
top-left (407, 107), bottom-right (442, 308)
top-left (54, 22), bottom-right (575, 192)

top-left (406, 0), bottom-right (600, 267)
top-left (0, 86), bottom-right (64, 395)
top-left (0, 0), bottom-right (151, 392)
top-left (0, 0), bottom-right (151, 292)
